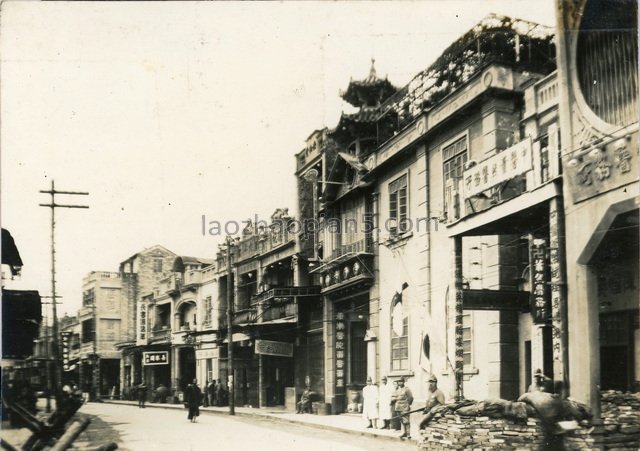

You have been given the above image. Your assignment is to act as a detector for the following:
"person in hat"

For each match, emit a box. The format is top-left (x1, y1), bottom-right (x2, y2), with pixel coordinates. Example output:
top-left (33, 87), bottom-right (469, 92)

top-left (362, 376), bottom-right (379, 428)
top-left (378, 376), bottom-right (394, 429)
top-left (391, 377), bottom-right (413, 439)
top-left (528, 369), bottom-right (551, 392)
top-left (419, 375), bottom-right (445, 429)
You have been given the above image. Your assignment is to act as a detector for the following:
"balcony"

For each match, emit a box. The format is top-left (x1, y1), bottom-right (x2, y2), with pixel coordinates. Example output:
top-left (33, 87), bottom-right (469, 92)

top-left (329, 237), bottom-right (373, 261)
top-left (251, 286), bottom-right (321, 306)
top-left (150, 325), bottom-right (171, 343)
top-left (232, 308), bottom-right (257, 326)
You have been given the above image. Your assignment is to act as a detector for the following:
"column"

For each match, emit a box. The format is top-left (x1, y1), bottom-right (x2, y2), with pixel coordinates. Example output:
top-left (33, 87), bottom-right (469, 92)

top-left (258, 354), bottom-right (266, 408)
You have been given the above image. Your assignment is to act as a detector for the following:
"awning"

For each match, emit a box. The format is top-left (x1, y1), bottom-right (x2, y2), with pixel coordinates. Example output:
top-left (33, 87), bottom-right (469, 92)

top-left (252, 316), bottom-right (297, 326)
top-left (223, 332), bottom-right (251, 343)
top-left (338, 152), bottom-right (368, 174)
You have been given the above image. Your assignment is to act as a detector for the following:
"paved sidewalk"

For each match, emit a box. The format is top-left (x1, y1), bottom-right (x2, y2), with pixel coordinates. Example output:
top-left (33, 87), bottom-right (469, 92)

top-left (103, 400), bottom-right (419, 444)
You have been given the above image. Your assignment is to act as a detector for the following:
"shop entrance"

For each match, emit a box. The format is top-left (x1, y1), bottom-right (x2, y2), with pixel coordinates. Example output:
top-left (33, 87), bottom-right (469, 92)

top-left (593, 209), bottom-right (639, 392)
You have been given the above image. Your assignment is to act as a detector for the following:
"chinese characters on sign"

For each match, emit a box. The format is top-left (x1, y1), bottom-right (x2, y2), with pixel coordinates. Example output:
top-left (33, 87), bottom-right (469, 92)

top-left (335, 311), bottom-right (346, 393)
top-left (143, 351), bottom-right (169, 366)
top-left (463, 137), bottom-right (533, 198)
top-left (61, 331), bottom-right (71, 371)
top-left (530, 238), bottom-right (550, 324)
top-left (255, 339), bottom-right (293, 357)
top-left (137, 301), bottom-right (148, 345)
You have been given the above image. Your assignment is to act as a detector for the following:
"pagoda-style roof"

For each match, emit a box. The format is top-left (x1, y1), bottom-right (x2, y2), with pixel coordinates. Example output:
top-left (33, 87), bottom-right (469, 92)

top-left (328, 107), bottom-right (379, 146)
top-left (340, 59), bottom-right (397, 108)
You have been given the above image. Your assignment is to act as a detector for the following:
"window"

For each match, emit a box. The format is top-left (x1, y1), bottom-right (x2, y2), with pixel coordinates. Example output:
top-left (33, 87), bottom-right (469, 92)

top-left (443, 135), bottom-right (468, 220)
top-left (203, 296), bottom-right (212, 326)
top-left (462, 313), bottom-right (472, 366)
top-left (391, 293), bottom-right (409, 371)
top-left (153, 258), bottom-right (163, 273)
top-left (389, 174), bottom-right (408, 234)
top-left (83, 288), bottom-right (95, 307)
top-left (81, 318), bottom-right (94, 343)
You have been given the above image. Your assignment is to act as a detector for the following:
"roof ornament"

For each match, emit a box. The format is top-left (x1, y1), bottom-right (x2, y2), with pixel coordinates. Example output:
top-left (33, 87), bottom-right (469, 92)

top-left (369, 57), bottom-right (377, 79)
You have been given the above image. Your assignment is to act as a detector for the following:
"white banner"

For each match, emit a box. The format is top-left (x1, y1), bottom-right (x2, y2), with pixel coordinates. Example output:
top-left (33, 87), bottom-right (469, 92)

top-left (463, 137), bottom-right (532, 198)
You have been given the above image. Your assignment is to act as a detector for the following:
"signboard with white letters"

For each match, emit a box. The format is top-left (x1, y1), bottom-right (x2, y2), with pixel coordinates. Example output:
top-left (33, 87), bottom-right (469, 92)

top-left (143, 351), bottom-right (169, 366)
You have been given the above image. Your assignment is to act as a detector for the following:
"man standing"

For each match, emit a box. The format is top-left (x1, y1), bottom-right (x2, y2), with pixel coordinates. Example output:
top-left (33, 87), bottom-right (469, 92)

top-left (391, 377), bottom-right (413, 439)
top-left (362, 377), bottom-right (379, 428)
top-left (207, 379), bottom-right (216, 407)
top-left (419, 375), bottom-right (445, 429)
top-left (137, 380), bottom-right (147, 409)
top-left (378, 376), bottom-right (394, 429)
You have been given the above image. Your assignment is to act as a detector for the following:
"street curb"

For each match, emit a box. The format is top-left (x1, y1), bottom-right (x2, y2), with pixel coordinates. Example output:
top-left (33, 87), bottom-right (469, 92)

top-left (101, 400), bottom-right (414, 445)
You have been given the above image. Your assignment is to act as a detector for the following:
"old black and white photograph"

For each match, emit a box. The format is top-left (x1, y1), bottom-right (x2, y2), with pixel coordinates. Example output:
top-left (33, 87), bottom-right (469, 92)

top-left (1, 1), bottom-right (638, 450)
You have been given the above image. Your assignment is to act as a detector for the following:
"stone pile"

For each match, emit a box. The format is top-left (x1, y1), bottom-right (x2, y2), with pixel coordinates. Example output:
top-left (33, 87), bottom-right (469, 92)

top-left (419, 415), bottom-right (546, 450)
top-left (569, 390), bottom-right (640, 451)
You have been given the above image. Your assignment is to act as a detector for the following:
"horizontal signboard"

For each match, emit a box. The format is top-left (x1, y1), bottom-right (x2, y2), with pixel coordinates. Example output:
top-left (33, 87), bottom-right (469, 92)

top-left (254, 339), bottom-right (293, 357)
top-left (143, 351), bottom-right (169, 366)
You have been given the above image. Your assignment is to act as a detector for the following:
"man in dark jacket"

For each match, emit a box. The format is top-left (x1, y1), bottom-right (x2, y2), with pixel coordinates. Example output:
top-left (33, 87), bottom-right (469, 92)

top-left (184, 379), bottom-right (203, 422)
top-left (137, 380), bottom-right (147, 408)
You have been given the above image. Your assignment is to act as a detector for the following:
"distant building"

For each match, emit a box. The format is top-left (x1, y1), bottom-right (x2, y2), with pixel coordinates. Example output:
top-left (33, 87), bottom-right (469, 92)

top-left (114, 245), bottom-right (177, 399)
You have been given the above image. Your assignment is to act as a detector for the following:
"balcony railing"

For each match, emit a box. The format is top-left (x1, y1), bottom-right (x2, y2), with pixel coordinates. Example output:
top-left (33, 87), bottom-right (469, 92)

top-left (251, 286), bottom-right (321, 306)
top-left (329, 238), bottom-right (372, 261)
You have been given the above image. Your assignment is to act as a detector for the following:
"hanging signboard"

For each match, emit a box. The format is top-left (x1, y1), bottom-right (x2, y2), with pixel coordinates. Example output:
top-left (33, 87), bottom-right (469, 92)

top-left (530, 238), bottom-right (551, 324)
top-left (143, 351), bottom-right (169, 366)
top-left (463, 137), bottom-right (532, 199)
top-left (255, 339), bottom-right (293, 357)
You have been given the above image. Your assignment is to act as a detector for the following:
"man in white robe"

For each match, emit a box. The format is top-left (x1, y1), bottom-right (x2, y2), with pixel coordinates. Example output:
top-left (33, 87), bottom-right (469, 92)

top-left (362, 376), bottom-right (379, 428)
top-left (378, 376), bottom-right (394, 429)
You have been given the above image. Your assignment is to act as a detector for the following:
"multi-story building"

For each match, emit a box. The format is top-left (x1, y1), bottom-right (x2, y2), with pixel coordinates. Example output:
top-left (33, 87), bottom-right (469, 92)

top-left (216, 209), bottom-right (321, 409)
top-left (297, 63), bottom-right (397, 413)
top-left (115, 245), bottom-right (177, 399)
top-left (555, 0), bottom-right (638, 414)
top-left (78, 271), bottom-right (126, 399)
top-left (368, 15), bottom-right (557, 406)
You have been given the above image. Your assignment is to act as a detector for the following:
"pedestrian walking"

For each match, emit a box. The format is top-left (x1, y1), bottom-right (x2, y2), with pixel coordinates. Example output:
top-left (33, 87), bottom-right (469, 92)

top-left (419, 375), bottom-right (445, 429)
top-left (391, 377), bottom-right (413, 439)
top-left (184, 379), bottom-right (203, 422)
top-left (137, 380), bottom-right (147, 409)
top-left (378, 376), bottom-right (394, 429)
top-left (362, 377), bottom-right (379, 428)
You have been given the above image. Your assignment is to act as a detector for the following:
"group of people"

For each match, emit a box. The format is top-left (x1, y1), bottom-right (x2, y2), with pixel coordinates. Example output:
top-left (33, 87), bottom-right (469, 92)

top-left (362, 374), bottom-right (445, 440)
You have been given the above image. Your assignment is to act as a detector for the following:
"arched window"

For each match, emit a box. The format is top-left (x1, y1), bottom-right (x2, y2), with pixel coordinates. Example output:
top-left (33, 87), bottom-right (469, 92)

top-left (391, 291), bottom-right (409, 371)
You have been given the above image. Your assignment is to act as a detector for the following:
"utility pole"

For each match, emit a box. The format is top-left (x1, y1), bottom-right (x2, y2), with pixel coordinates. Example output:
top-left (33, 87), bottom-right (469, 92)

top-left (39, 180), bottom-right (89, 401)
top-left (225, 235), bottom-right (235, 415)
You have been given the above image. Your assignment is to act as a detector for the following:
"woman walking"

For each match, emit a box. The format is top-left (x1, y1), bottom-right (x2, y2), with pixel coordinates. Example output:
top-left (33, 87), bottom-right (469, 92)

top-left (184, 379), bottom-right (203, 422)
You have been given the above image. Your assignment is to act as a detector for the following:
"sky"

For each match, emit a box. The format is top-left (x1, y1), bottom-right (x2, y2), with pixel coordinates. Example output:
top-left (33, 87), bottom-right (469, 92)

top-left (0, 1), bottom-right (555, 317)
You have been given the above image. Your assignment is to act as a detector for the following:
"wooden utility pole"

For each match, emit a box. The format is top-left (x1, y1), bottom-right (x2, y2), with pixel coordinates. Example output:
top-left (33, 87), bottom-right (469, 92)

top-left (225, 235), bottom-right (235, 415)
top-left (39, 180), bottom-right (89, 399)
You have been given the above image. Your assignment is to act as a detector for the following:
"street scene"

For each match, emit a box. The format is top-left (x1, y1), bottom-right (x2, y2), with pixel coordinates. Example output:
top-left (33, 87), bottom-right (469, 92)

top-left (1, 0), bottom-right (638, 450)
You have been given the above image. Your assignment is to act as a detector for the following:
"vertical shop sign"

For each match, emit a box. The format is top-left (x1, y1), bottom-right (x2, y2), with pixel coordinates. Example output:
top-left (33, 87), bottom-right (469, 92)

top-left (137, 301), bottom-right (148, 345)
top-left (335, 311), bottom-right (346, 392)
top-left (530, 238), bottom-right (550, 324)
top-left (61, 331), bottom-right (71, 371)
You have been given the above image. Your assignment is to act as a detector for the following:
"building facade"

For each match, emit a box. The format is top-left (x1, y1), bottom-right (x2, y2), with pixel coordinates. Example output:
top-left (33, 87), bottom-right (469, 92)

top-left (555, 0), bottom-right (639, 414)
